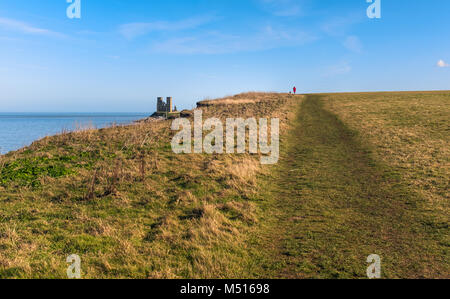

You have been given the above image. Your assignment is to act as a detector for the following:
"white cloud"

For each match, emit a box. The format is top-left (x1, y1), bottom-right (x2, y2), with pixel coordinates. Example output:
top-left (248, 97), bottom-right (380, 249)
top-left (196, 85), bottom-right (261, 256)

top-left (323, 61), bottom-right (352, 77)
top-left (0, 17), bottom-right (64, 37)
top-left (437, 59), bottom-right (449, 68)
top-left (151, 26), bottom-right (316, 55)
top-left (321, 14), bottom-right (363, 37)
top-left (343, 35), bottom-right (363, 53)
top-left (119, 16), bottom-right (215, 40)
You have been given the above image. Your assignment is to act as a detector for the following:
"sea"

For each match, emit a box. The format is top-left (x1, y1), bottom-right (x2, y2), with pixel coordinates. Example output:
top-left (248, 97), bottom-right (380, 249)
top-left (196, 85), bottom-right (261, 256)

top-left (0, 113), bottom-right (149, 154)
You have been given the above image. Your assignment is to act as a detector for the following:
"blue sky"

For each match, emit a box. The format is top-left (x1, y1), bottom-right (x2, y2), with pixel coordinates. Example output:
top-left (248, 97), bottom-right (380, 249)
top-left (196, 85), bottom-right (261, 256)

top-left (0, 0), bottom-right (449, 112)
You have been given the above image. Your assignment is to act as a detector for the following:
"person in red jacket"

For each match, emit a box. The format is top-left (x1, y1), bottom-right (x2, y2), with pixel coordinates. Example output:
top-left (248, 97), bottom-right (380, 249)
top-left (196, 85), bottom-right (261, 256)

top-left (293, 86), bottom-right (297, 94)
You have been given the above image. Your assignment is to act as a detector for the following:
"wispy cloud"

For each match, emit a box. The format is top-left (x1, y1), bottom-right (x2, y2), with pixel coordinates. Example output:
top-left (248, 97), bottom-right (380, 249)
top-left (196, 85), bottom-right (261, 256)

top-left (437, 59), bottom-right (449, 68)
top-left (323, 61), bottom-right (352, 77)
top-left (119, 15), bottom-right (215, 40)
top-left (258, 0), bottom-right (304, 17)
top-left (151, 26), bottom-right (316, 55)
top-left (321, 14), bottom-right (364, 54)
top-left (343, 35), bottom-right (363, 53)
top-left (152, 33), bottom-right (244, 55)
top-left (0, 17), bottom-right (64, 38)
top-left (321, 14), bottom-right (363, 37)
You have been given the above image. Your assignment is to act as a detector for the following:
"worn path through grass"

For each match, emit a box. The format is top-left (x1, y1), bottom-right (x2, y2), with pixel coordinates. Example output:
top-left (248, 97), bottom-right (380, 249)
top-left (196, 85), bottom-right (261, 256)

top-left (255, 94), bottom-right (447, 278)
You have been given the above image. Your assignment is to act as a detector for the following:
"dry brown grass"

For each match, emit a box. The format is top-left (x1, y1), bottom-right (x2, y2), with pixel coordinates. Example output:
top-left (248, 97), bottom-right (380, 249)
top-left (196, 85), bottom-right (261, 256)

top-left (252, 93), bottom-right (449, 278)
top-left (324, 92), bottom-right (449, 211)
top-left (198, 92), bottom-right (302, 107)
top-left (1, 91), bottom-right (445, 278)
top-left (0, 92), bottom-right (300, 278)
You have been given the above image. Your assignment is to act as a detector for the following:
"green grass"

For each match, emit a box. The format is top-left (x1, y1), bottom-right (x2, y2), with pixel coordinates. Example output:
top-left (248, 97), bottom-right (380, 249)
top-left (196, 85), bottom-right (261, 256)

top-left (0, 91), bottom-right (447, 278)
top-left (0, 156), bottom-right (77, 187)
top-left (251, 94), bottom-right (448, 278)
top-left (0, 92), bottom-right (295, 278)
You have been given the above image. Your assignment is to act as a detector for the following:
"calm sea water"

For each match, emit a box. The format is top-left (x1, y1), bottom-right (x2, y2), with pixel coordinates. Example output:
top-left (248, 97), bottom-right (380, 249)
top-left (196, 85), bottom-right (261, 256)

top-left (0, 113), bottom-right (149, 154)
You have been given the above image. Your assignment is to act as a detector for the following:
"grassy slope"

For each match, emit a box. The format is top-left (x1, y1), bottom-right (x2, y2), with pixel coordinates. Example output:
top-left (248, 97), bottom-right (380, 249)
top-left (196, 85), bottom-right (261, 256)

top-left (0, 91), bottom-right (448, 278)
top-left (254, 94), bottom-right (448, 278)
top-left (324, 92), bottom-right (449, 222)
top-left (0, 93), bottom-right (296, 278)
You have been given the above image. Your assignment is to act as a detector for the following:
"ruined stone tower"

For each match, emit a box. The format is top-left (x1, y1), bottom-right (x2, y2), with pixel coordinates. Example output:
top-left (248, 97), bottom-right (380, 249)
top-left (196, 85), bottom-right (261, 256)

top-left (156, 97), bottom-right (173, 113)
top-left (157, 97), bottom-right (164, 112)
top-left (166, 97), bottom-right (173, 113)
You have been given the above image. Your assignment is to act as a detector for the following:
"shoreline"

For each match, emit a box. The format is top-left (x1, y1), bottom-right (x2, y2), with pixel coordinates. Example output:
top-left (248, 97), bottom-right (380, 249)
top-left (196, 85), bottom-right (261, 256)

top-left (0, 113), bottom-right (155, 156)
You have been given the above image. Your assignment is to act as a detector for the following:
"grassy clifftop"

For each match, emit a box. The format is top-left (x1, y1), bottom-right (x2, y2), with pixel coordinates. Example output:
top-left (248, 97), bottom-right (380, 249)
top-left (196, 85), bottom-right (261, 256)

top-left (0, 91), bottom-right (448, 279)
top-left (0, 92), bottom-right (297, 278)
top-left (257, 92), bottom-right (449, 278)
